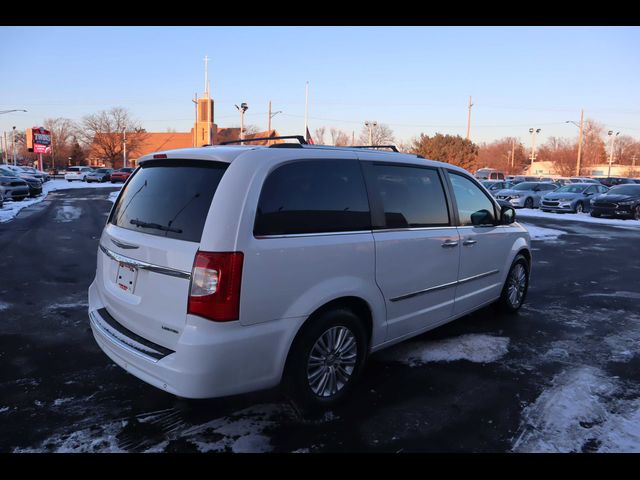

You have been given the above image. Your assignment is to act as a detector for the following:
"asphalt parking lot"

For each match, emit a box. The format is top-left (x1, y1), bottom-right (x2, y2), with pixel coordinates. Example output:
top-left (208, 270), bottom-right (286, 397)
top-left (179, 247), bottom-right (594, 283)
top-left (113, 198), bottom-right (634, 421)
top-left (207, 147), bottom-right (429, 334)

top-left (1, 188), bottom-right (639, 452)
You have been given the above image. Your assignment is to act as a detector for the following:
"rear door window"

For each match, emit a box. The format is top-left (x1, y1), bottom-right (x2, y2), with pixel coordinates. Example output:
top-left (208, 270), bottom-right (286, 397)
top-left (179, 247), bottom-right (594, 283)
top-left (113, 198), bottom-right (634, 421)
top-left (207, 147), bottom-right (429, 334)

top-left (109, 160), bottom-right (228, 242)
top-left (254, 159), bottom-right (371, 236)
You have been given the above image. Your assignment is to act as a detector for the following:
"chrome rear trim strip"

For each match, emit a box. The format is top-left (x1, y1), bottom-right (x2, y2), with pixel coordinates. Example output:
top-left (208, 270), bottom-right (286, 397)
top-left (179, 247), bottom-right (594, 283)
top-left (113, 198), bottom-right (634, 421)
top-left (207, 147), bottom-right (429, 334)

top-left (99, 244), bottom-right (191, 280)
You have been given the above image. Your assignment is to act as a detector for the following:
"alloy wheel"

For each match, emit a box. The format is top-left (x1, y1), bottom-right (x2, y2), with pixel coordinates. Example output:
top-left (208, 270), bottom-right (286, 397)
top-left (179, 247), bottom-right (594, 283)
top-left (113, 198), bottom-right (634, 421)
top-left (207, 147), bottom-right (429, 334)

top-left (507, 263), bottom-right (527, 308)
top-left (307, 326), bottom-right (357, 398)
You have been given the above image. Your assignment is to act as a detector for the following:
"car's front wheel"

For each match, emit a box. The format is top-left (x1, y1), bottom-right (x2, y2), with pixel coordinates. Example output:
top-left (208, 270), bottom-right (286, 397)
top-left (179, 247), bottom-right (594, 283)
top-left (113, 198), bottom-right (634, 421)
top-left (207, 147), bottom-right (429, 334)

top-left (524, 197), bottom-right (534, 209)
top-left (284, 308), bottom-right (368, 413)
top-left (497, 254), bottom-right (529, 313)
top-left (633, 205), bottom-right (640, 220)
top-left (575, 202), bottom-right (584, 214)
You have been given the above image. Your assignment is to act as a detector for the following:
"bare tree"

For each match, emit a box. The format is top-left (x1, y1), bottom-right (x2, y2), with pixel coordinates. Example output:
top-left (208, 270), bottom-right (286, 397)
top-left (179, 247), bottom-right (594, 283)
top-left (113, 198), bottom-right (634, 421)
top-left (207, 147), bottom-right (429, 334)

top-left (79, 107), bottom-right (148, 168)
top-left (314, 127), bottom-right (326, 145)
top-left (358, 123), bottom-right (395, 146)
top-left (329, 127), bottom-right (350, 146)
top-left (395, 139), bottom-right (414, 153)
top-left (43, 117), bottom-right (77, 171)
top-left (537, 137), bottom-right (578, 177)
top-left (581, 119), bottom-right (607, 167)
top-left (476, 137), bottom-right (527, 174)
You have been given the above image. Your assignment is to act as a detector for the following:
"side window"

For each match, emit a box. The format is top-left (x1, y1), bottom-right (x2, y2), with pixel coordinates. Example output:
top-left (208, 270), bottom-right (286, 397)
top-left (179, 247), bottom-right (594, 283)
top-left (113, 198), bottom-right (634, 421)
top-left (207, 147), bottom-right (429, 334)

top-left (586, 186), bottom-right (598, 194)
top-left (449, 172), bottom-right (497, 227)
top-left (598, 185), bottom-right (608, 193)
top-left (368, 164), bottom-right (450, 228)
top-left (254, 160), bottom-right (371, 236)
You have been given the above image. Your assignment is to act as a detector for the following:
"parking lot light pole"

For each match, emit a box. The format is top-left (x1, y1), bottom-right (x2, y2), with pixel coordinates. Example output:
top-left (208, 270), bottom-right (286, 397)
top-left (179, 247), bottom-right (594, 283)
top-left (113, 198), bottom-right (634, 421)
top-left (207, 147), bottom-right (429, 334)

top-left (122, 128), bottom-right (127, 169)
top-left (235, 103), bottom-right (248, 140)
top-left (607, 130), bottom-right (620, 178)
top-left (529, 128), bottom-right (541, 173)
top-left (12, 126), bottom-right (16, 166)
top-left (565, 109), bottom-right (584, 176)
top-left (365, 121), bottom-right (378, 146)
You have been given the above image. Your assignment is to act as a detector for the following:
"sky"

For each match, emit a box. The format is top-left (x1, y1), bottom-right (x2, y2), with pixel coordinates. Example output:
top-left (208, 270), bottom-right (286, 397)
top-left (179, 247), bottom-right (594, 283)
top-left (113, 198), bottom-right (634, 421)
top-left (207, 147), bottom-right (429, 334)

top-left (1, 26), bottom-right (640, 147)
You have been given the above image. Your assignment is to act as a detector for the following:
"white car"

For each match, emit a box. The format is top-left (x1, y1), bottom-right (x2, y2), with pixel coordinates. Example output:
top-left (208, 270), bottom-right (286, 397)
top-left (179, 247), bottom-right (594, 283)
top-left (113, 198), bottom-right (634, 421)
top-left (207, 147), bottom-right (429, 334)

top-left (65, 166), bottom-right (94, 182)
top-left (89, 142), bottom-right (531, 410)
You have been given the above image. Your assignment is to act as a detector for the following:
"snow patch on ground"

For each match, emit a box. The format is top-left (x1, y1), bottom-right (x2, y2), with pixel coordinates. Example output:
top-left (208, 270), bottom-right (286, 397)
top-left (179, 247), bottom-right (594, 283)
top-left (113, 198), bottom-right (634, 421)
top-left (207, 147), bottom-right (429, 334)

top-left (0, 179), bottom-right (121, 223)
top-left (517, 208), bottom-right (640, 228)
top-left (15, 420), bottom-right (129, 453)
top-left (583, 291), bottom-right (640, 301)
top-left (521, 224), bottom-right (567, 240)
top-left (512, 366), bottom-right (640, 452)
top-left (53, 205), bottom-right (82, 223)
top-left (0, 301), bottom-right (10, 312)
top-left (379, 333), bottom-right (510, 366)
top-left (0, 406), bottom-right (10, 413)
top-left (108, 191), bottom-right (119, 203)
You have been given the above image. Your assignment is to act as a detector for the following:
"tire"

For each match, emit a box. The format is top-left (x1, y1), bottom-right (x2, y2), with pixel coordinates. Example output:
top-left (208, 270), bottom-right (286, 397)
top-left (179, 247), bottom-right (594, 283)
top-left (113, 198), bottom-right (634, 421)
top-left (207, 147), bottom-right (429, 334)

top-left (497, 254), bottom-right (530, 313)
top-left (67, 179), bottom-right (72, 182)
top-left (574, 202), bottom-right (584, 214)
top-left (633, 205), bottom-right (640, 221)
top-left (590, 211), bottom-right (601, 218)
top-left (283, 308), bottom-right (368, 413)
top-left (524, 197), bottom-right (534, 209)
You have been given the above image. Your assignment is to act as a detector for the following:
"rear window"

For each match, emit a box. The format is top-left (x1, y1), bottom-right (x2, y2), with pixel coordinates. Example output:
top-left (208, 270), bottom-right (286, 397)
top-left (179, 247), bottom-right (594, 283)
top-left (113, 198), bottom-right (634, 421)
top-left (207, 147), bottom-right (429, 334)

top-left (254, 159), bottom-right (371, 236)
top-left (109, 160), bottom-right (228, 242)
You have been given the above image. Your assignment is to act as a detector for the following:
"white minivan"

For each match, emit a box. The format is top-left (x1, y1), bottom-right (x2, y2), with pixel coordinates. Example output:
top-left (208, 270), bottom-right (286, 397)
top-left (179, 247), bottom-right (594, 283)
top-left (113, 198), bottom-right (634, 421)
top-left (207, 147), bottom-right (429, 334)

top-left (88, 141), bottom-right (531, 410)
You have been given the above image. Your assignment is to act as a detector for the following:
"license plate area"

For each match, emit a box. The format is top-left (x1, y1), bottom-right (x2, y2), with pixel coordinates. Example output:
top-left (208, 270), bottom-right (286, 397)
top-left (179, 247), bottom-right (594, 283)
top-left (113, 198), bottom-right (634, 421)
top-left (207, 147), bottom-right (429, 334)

top-left (116, 262), bottom-right (138, 294)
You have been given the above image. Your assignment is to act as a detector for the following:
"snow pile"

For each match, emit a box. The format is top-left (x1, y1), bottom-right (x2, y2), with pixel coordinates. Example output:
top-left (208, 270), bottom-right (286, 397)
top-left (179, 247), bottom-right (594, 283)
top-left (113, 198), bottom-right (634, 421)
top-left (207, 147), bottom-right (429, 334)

top-left (517, 208), bottom-right (640, 228)
top-left (53, 205), bottom-right (82, 223)
top-left (512, 366), bottom-right (640, 453)
top-left (522, 225), bottom-right (567, 240)
top-left (380, 333), bottom-right (510, 366)
top-left (0, 179), bottom-right (121, 223)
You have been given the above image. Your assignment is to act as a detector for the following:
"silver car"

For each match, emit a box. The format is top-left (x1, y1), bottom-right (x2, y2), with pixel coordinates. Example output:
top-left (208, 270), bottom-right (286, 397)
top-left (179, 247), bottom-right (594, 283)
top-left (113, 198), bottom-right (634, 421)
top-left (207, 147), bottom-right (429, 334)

top-left (496, 181), bottom-right (558, 208)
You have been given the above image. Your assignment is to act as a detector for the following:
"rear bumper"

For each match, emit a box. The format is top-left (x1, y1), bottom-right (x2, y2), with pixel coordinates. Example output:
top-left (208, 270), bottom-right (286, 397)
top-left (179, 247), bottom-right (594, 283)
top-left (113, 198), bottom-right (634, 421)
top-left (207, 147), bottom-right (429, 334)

top-left (88, 280), bottom-right (305, 399)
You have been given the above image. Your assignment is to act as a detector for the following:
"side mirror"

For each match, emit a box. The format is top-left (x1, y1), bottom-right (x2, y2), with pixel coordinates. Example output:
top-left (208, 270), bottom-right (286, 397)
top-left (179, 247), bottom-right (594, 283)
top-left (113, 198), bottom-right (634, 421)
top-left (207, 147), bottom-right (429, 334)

top-left (470, 209), bottom-right (495, 226)
top-left (501, 205), bottom-right (516, 225)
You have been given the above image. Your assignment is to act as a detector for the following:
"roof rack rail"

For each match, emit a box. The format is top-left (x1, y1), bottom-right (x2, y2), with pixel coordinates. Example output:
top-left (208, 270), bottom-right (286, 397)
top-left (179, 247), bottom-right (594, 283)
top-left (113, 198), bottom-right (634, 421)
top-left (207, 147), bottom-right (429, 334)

top-left (219, 135), bottom-right (308, 146)
top-left (349, 145), bottom-right (399, 152)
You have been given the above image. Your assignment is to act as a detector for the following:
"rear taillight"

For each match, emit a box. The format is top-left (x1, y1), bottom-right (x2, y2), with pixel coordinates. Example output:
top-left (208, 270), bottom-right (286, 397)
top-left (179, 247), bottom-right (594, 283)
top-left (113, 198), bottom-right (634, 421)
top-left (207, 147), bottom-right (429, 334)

top-left (187, 251), bottom-right (244, 322)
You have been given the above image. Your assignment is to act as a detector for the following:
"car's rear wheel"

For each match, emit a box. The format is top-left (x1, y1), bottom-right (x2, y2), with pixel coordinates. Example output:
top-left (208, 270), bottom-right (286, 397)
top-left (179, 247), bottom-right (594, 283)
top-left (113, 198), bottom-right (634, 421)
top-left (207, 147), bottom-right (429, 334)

top-left (284, 308), bottom-right (368, 413)
top-left (524, 197), bottom-right (534, 209)
top-left (497, 254), bottom-right (529, 313)
top-left (575, 202), bottom-right (584, 214)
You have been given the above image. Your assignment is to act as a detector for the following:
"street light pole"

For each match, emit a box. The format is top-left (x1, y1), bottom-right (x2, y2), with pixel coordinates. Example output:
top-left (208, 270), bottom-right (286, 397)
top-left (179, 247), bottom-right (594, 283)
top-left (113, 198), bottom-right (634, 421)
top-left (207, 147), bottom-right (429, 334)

top-left (466, 96), bottom-right (473, 141)
top-left (235, 103), bottom-right (248, 140)
top-left (529, 127), bottom-right (541, 173)
top-left (365, 121), bottom-right (378, 146)
top-left (122, 128), bottom-right (127, 169)
top-left (566, 110), bottom-right (585, 176)
top-left (607, 130), bottom-right (620, 178)
top-left (12, 126), bottom-right (16, 166)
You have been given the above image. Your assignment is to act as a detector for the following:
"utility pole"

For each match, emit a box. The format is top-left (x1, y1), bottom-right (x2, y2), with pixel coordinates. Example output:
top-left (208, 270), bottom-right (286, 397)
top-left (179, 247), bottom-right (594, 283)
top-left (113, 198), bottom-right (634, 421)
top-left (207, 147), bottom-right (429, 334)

top-left (352, 131), bottom-right (355, 146)
top-left (576, 109), bottom-right (584, 176)
top-left (511, 138), bottom-right (516, 171)
top-left (529, 127), bottom-right (541, 173)
top-left (3, 131), bottom-right (7, 163)
top-left (268, 100), bottom-right (272, 133)
top-left (122, 128), bottom-right (127, 169)
top-left (466, 96), bottom-right (473, 141)
top-left (12, 126), bottom-right (16, 165)
top-left (364, 121), bottom-right (378, 146)
top-left (607, 130), bottom-right (620, 178)
top-left (304, 81), bottom-right (309, 139)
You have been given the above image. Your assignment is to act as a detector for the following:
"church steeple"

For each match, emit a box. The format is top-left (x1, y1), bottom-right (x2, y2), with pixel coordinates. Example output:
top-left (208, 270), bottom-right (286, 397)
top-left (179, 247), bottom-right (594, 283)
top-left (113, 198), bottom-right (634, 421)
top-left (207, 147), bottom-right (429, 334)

top-left (193, 55), bottom-right (217, 146)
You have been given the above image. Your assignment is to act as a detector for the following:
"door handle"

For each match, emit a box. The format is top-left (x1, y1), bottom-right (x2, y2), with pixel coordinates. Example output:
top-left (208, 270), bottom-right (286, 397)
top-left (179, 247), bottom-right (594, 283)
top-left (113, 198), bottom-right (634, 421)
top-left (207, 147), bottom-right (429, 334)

top-left (441, 240), bottom-right (459, 248)
top-left (463, 239), bottom-right (477, 246)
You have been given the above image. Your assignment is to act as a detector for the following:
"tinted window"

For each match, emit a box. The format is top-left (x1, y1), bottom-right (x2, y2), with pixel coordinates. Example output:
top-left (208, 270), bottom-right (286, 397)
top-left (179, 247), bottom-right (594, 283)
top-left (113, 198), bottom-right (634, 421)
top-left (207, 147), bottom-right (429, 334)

top-left (513, 182), bottom-right (538, 191)
top-left (109, 160), bottom-right (227, 242)
top-left (598, 185), bottom-right (609, 193)
top-left (254, 160), bottom-right (370, 236)
top-left (585, 186), bottom-right (598, 194)
top-left (608, 185), bottom-right (640, 195)
top-left (540, 184), bottom-right (557, 191)
top-left (368, 164), bottom-right (449, 228)
top-left (449, 172), bottom-right (496, 226)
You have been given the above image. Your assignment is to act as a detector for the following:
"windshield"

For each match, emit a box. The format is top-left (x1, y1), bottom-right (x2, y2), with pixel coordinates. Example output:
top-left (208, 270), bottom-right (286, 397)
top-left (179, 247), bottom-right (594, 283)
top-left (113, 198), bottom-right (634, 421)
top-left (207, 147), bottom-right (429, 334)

top-left (556, 185), bottom-right (587, 193)
top-left (96, 169), bottom-right (110, 173)
top-left (109, 160), bottom-right (228, 242)
top-left (0, 167), bottom-right (18, 176)
top-left (512, 182), bottom-right (538, 191)
top-left (608, 185), bottom-right (640, 196)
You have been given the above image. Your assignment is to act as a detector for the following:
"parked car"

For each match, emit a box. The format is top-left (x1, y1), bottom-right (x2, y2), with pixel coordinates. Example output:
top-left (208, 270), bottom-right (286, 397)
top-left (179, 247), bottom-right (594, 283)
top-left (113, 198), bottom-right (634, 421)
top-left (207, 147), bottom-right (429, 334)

top-left (540, 183), bottom-right (609, 214)
top-left (496, 181), bottom-right (558, 208)
top-left (597, 177), bottom-right (636, 187)
top-left (590, 184), bottom-right (640, 220)
top-left (481, 180), bottom-right (515, 197)
top-left (65, 166), bottom-right (94, 182)
top-left (632, 178), bottom-right (640, 184)
top-left (475, 168), bottom-right (505, 180)
top-left (89, 143), bottom-right (532, 410)
top-left (86, 168), bottom-right (114, 183)
top-left (110, 167), bottom-right (135, 183)
top-left (19, 166), bottom-right (50, 182)
top-left (0, 167), bottom-right (32, 201)
top-left (506, 175), bottom-right (539, 185)
top-left (1, 165), bottom-right (42, 197)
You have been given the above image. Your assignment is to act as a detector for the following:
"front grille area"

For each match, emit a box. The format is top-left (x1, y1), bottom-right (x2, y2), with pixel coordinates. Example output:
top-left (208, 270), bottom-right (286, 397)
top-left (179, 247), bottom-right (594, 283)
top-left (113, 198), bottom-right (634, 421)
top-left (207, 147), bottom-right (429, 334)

top-left (542, 201), bottom-right (559, 206)
top-left (594, 202), bottom-right (618, 208)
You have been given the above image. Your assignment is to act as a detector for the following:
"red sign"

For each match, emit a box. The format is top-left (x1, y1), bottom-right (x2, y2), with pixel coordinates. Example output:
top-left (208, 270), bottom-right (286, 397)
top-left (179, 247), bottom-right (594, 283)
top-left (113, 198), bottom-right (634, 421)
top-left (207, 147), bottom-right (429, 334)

top-left (28, 127), bottom-right (51, 154)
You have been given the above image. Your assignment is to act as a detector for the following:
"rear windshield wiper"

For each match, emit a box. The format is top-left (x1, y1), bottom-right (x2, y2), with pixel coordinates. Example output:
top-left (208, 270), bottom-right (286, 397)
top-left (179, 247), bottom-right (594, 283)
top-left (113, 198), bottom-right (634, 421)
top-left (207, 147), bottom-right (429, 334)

top-left (130, 218), bottom-right (183, 234)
